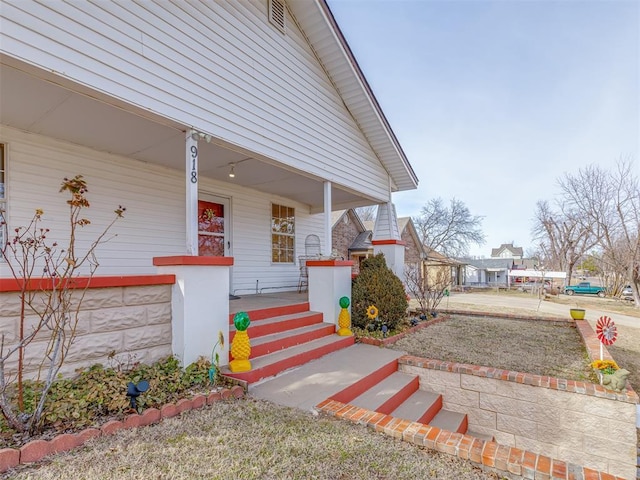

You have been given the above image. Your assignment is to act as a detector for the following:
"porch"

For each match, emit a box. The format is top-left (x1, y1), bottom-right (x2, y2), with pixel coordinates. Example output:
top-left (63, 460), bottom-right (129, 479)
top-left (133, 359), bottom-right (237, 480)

top-left (229, 291), bottom-right (309, 315)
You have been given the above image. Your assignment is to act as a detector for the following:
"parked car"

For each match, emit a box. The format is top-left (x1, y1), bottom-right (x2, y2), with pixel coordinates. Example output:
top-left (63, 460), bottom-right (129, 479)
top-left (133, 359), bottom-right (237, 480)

top-left (621, 285), bottom-right (634, 301)
top-left (563, 282), bottom-right (607, 297)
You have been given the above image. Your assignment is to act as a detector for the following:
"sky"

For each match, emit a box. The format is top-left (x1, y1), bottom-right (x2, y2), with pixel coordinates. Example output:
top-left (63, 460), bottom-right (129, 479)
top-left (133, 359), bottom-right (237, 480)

top-left (327, 0), bottom-right (639, 257)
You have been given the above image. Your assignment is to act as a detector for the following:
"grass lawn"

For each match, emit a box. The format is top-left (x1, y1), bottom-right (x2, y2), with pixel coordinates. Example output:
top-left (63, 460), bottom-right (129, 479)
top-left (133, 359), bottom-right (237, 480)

top-left (6, 399), bottom-right (502, 480)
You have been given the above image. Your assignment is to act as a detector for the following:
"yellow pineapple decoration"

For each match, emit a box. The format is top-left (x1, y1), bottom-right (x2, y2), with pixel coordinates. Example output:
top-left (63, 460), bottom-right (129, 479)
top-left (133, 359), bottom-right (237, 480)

top-left (229, 311), bottom-right (251, 372)
top-left (337, 296), bottom-right (352, 336)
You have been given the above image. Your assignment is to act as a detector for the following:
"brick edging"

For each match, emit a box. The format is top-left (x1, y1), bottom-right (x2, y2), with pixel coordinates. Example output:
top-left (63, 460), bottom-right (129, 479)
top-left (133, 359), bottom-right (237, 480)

top-left (0, 385), bottom-right (245, 474)
top-left (359, 309), bottom-right (638, 403)
top-left (315, 398), bottom-right (627, 480)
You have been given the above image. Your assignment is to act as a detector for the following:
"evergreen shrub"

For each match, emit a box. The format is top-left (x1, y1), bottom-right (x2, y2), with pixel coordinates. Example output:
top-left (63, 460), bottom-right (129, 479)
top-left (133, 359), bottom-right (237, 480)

top-left (351, 253), bottom-right (408, 330)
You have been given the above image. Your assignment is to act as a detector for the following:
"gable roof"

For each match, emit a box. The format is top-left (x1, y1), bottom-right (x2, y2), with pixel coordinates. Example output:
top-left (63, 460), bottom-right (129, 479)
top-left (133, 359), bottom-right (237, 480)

top-left (332, 209), bottom-right (366, 232)
top-left (491, 243), bottom-right (524, 257)
top-left (288, 1), bottom-right (419, 192)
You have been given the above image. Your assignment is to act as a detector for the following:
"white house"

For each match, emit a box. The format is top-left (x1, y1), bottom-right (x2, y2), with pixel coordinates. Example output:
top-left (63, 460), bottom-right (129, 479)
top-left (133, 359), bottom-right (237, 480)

top-left (0, 0), bottom-right (418, 370)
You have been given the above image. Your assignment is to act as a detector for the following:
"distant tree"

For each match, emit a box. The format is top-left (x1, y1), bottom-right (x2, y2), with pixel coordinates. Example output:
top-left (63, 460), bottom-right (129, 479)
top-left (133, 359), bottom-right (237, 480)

top-left (533, 158), bottom-right (640, 306)
top-left (558, 158), bottom-right (639, 305)
top-left (356, 206), bottom-right (377, 222)
top-left (531, 199), bottom-right (597, 283)
top-left (413, 198), bottom-right (485, 258)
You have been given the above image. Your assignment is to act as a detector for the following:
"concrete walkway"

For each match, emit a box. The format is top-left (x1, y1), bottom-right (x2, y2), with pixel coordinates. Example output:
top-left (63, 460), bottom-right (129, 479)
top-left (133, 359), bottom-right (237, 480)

top-left (249, 343), bottom-right (405, 411)
top-left (440, 292), bottom-right (639, 327)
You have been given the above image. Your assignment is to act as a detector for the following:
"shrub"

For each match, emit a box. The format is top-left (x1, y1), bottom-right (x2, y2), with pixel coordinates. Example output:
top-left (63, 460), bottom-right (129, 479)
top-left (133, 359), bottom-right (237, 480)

top-left (351, 253), bottom-right (408, 330)
top-left (0, 355), bottom-right (215, 436)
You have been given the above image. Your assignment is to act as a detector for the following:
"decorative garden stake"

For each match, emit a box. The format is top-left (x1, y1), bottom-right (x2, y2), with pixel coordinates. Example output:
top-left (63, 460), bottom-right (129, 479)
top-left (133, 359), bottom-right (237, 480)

top-left (337, 296), bottom-right (352, 336)
top-left (209, 330), bottom-right (225, 384)
top-left (595, 315), bottom-right (618, 360)
top-left (230, 312), bottom-right (251, 373)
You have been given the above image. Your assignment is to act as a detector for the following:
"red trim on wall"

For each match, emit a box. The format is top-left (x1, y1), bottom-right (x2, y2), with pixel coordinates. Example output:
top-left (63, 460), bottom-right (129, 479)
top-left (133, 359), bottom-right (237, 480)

top-left (371, 239), bottom-right (406, 246)
top-left (306, 260), bottom-right (354, 267)
top-left (152, 256), bottom-right (234, 266)
top-left (0, 275), bottom-right (176, 293)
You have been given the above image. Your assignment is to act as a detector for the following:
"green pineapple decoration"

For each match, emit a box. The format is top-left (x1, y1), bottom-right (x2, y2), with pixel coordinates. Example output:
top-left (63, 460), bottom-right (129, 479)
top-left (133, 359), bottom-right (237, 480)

top-left (230, 311), bottom-right (251, 373)
top-left (337, 296), bottom-right (352, 336)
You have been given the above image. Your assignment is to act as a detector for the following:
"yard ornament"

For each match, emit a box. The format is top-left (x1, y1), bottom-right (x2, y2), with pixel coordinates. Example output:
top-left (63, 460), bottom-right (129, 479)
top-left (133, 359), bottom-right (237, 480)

top-left (337, 296), bottom-right (352, 336)
top-left (230, 312), bottom-right (252, 373)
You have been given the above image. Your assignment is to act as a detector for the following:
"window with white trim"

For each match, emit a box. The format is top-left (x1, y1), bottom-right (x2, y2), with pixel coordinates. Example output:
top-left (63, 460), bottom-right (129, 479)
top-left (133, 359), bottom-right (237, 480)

top-left (271, 203), bottom-right (295, 263)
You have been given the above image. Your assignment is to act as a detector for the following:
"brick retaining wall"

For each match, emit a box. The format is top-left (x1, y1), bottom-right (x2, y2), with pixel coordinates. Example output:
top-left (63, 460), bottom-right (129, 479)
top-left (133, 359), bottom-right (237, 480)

top-left (397, 317), bottom-right (638, 480)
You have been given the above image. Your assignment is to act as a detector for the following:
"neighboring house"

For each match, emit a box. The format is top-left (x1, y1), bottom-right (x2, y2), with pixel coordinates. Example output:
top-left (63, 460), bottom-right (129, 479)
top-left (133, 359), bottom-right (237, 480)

top-left (331, 209), bottom-right (367, 264)
top-left (491, 243), bottom-right (523, 260)
top-left (0, 0), bottom-right (418, 370)
top-left (332, 212), bottom-right (460, 288)
top-left (460, 244), bottom-right (531, 287)
top-left (463, 258), bottom-right (515, 287)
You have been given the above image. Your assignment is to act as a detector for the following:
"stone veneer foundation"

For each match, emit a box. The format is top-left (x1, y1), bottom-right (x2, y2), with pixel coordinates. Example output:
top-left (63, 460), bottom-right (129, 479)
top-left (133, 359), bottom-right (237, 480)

top-left (0, 275), bottom-right (175, 377)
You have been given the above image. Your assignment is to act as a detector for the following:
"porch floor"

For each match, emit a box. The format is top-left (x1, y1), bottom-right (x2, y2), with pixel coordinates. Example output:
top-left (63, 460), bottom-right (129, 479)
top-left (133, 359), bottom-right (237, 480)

top-left (229, 291), bottom-right (309, 315)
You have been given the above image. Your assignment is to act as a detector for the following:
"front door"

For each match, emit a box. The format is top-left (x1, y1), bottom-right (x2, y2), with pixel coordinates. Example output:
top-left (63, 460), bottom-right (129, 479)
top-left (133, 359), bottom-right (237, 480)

top-left (198, 197), bottom-right (230, 257)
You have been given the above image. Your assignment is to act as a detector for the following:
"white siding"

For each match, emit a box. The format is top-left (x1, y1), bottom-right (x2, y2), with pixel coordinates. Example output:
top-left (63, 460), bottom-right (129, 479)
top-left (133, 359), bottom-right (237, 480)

top-left (0, 0), bottom-right (391, 202)
top-left (0, 126), bottom-right (323, 292)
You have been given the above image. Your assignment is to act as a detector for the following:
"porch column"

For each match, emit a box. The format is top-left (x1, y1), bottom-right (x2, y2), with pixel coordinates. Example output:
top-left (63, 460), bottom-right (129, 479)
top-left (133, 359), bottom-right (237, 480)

top-left (308, 259), bottom-right (353, 330)
top-left (323, 181), bottom-right (332, 256)
top-left (153, 256), bottom-right (233, 367)
top-left (372, 202), bottom-right (405, 280)
top-left (186, 129), bottom-right (198, 255)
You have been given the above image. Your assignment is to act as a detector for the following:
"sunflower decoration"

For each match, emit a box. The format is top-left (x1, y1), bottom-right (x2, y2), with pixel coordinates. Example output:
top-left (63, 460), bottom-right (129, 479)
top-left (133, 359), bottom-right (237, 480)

top-left (366, 305), bottom-right (379, 320)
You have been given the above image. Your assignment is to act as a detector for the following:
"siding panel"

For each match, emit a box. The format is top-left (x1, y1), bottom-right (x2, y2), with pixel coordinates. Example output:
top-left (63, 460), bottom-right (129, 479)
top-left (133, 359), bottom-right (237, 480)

top-left (1, 126), bottom-right (322, 292)
top-left (1, 0), bottom-right (391, 201)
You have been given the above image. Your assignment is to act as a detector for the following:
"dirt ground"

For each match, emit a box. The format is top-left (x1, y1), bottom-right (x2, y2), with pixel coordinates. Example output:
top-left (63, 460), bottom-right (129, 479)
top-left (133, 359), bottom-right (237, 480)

top-left (424, 291), bottom-right (640, 392)
top-left (392, 314), bottom-right (596, 383)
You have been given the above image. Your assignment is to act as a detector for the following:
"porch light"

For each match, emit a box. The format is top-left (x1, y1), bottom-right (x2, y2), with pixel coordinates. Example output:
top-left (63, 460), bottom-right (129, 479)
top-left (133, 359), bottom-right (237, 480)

top-left (229, 163), bottom-right (235, 178)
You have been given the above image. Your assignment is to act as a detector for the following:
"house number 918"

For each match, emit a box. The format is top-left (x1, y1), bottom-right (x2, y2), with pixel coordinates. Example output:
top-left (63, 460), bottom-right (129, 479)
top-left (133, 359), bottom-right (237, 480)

top-left (190, 145), bottom-right (198, 184)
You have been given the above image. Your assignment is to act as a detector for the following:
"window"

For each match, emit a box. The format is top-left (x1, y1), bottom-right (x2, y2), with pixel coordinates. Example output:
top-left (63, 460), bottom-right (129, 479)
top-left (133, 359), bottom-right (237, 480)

top-left (271, 204), bottom-right (294, 263)
top-left (0, 144), bottom-right (5, 250)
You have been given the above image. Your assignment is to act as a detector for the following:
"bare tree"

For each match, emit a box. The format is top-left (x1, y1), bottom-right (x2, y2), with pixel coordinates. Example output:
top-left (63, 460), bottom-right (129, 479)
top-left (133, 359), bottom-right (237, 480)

top-left (413, 198), bottom-right (485, 257)
top-left (405, 263), bottom-right (450, 317)
top-left (531, 200), bottom-right (597, 283)
top-left (535, 158), bottom-right (639, 306)
top-left (356, 206), bottom-right (377, 222)
top-left (0, 176), bottom-right (125, 433)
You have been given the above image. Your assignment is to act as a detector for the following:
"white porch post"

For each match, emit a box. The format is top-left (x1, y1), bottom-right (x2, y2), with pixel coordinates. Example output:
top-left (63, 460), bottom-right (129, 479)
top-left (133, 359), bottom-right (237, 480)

top-left (154, 256), bottom-right (232, 367)
top-left (308, 260), bottom-right (353, 330)
top-left (186, 129), bottom-right (198, 255)
top-left (323, 180), bottom-right (332, 256)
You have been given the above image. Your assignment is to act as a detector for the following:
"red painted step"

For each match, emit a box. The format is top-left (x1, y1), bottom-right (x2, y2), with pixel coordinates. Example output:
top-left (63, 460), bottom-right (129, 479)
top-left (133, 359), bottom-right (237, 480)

top-left (224, 335), bottom-right (355, 384)
top-left (348, 372), bottom-right (419, 414)
top-left (229, 311), bottom-right (324, 342)
top-left (328, 360), bottom-right (399, 404)
top-left (229, 303), bottom-right (310, 323)
top-left (246, 323), bottom-right (336, 359)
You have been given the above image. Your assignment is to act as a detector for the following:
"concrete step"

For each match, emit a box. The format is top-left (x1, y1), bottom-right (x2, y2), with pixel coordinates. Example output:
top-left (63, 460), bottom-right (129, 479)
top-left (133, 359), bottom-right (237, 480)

top-left (222, 334), bottom-right (355, 384)
top-left (390, 389), bottom-right (443, 424)
top-left (349, 372), bottom-right (419, 415)
top-left (229, 302), bottom-right (310, 323)
top-left (229, 311), bottom-right (323, 341)
top-left (328, 359), bottom-right (399, 404)
top-left (246, 323), bottom-right (336, 359)
top-left (429, 408), bottom-right (468, 434)
top-left (250, 344), bottom-right (406, 410)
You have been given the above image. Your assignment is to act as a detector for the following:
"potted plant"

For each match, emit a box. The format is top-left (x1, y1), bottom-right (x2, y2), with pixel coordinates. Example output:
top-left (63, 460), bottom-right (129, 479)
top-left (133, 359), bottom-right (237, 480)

top-left (591, 359), bottom-right (618, 384)
top-left (569, 308), bottom-right (586, 320)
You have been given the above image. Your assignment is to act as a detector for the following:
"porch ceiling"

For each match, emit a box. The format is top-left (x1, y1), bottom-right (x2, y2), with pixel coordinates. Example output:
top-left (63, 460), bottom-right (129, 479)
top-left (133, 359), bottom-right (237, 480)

top-left (0, 62), bottom-right (372, 211)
